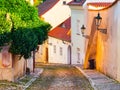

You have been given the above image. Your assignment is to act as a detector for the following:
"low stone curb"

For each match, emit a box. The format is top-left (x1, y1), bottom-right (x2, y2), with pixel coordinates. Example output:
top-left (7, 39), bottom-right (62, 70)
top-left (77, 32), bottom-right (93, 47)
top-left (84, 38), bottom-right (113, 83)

top-left (74, 66), bottom-right (96, 89)
top-left (20, 68), bottom-right (43, 90)
top-left (75, 66), bottom-right (120, 90)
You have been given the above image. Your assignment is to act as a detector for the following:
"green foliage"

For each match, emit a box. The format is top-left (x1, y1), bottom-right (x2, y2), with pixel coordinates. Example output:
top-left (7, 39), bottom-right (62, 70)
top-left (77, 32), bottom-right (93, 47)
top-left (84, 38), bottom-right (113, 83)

top-left (0, 11), bottom-right (11, 46)
top-left (9, 28), bottom-right (38, 59)
top-left (0, 0), bottom-right (51, 59)
top-left (33, 22), bottom-right (52, 44)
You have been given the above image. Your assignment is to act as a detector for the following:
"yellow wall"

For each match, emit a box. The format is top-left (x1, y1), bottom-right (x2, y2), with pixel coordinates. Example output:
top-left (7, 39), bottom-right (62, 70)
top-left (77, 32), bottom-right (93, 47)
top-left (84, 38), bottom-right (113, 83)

top-left (35, 41), bottom-right (48, 63)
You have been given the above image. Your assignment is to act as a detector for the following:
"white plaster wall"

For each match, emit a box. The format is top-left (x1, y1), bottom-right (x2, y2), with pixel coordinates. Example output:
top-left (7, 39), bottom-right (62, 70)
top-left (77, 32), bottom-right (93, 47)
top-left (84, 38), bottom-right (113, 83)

top-left (48, 37), bottom-right (70, 64)
top-left (70, 7), bottom-right (85, 64)
top-left (27, 54), bottom-right (33, 72)
top-left (85, 1), bottom-right (120, 81)
top-left (98, 1), bottom-right (120, 80)
top-left (116, 1), bottom-right (120, 82)
top-left (42, 0), bottom-right (72, 29)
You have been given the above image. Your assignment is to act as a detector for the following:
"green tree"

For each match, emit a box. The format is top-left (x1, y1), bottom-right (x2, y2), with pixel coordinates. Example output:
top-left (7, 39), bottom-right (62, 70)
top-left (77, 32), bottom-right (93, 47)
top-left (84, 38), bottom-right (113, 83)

top-left (0, 0), bottom-right (51, 59)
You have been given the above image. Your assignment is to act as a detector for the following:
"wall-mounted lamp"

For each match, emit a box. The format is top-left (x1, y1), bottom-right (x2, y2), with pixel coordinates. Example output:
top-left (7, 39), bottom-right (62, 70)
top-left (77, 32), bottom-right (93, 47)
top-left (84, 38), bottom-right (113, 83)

top-left (95, 13), bottom-right (107, 34)
top-left (81, 25), bottom-right (89, 39)
top-left (62, 40), bottom-right (66, 44)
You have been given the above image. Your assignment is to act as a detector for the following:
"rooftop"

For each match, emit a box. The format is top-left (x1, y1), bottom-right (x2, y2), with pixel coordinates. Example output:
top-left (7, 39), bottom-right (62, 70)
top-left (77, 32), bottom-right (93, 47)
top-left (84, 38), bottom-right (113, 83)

top-left (38, 0), bottom-right (59, 16)
top-left (88, 2), bottom-right (112, 7)
top-left (68, 0), bottom-right (86, 6)
top-left (48, 17), bottom-right (71, 42)
top-left (87, 2), bottom-right (113, 10)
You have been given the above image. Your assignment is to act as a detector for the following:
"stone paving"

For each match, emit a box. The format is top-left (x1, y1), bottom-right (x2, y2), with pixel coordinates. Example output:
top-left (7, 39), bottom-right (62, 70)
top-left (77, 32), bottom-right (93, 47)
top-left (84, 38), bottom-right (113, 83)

top-left (27, 64), bottom-right (93, 90)
top-left (75, 65), bottom-right (120, 90)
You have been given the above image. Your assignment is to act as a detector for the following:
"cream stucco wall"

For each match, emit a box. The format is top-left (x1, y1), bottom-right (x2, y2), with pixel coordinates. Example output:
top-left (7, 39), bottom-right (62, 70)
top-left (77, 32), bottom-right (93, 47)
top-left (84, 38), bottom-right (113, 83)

top-left (70, 6), bottom-right (85, 64)
top-left (85, 1), bottom-right (120, 81)
top-left (42, 0), bottom-right (72, 29)
top-left (48, 37), bottom-right (71, 64)
top-left (13, 56), bottom-right (26, 81)
top-left (35, 41), bottom-right (48, 63)
top-left (27, 55), bottom-right (33, 72)
top-left (115, 1), bottom-right (120, 82)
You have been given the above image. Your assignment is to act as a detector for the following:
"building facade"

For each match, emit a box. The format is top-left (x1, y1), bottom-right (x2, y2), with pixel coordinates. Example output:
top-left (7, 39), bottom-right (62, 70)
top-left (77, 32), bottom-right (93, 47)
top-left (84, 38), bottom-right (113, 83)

top-left (68, 0), bottom-right (86, 64)
top-left (83, 0), bottom-right (120, 82)
top-left (48, 18), bottom-right (71, 64)
top-left (36, 0), bottom-right (72, 63)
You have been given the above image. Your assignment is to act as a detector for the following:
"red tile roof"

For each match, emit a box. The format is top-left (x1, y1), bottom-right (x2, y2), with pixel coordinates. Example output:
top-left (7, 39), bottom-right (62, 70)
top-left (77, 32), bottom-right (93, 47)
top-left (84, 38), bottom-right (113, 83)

top-left (38, 0), bottom-right (59, 16)
top-left (48, 17), bottom-right (71, 42)
top-left (59, 17), bottom-right (71, 29)
top-left (68, 0), bottom-right (86, 6)
top-left (87, 2), bottom-right (112, 8)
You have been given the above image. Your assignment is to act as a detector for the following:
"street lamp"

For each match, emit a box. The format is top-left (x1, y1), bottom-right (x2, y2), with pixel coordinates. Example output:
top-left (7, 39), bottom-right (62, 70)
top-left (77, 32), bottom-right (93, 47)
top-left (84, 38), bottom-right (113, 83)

top-left (81, 25), bottom-right (86, 35)
top-left (81, 25), bottom-right (89, 39)
top-left (95, 13), bottom-right (107, 34)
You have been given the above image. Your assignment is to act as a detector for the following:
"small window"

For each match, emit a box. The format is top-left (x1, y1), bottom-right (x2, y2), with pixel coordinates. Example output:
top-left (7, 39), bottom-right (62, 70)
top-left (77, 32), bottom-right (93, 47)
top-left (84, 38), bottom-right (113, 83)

top-left (78, 53), bottom-right (80, 60)
top-left (74, 0), bottom-right (81, 2)
top-left (77, 48), bottom-right (80, 63)
top-left (53, 45), bottom-right (56, 53)
top-left (63, 1), bottom-right (66, 5)
top-left (76, 19), bottom-right (81, 35)
top-left (60, 47), bottom-right (63, 55)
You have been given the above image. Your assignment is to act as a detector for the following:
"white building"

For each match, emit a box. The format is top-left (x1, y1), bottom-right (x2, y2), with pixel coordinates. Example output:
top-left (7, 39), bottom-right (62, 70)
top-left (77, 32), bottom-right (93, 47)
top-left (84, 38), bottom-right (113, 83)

top-left (36, 0), bottom-right (72, 63)
top-left (68, 0), bottom-right (86, 64)
top-left (82, 0), bottom-right (120, 82)
top-left (38, 0), bottom-right (72, 29)
top-left (48, 17), bottom-right (71, 64)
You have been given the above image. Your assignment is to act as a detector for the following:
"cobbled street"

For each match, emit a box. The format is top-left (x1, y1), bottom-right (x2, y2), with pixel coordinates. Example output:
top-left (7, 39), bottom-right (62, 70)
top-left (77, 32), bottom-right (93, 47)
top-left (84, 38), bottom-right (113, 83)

top-left (27, 64), bottom-right (93, 90)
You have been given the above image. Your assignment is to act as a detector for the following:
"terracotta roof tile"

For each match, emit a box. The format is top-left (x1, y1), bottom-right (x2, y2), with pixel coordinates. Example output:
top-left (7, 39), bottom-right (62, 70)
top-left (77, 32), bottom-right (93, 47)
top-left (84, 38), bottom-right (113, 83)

top-left (38, 0), bottom-right (59, 16)
top-left (87, 2), bottom-right (112, 8)
top-left (68, 0), bottom-right (86, 6)
top-left (59, 17), bottom-right (71, 29)
top-left (48, 17), bottom-right (71, 42)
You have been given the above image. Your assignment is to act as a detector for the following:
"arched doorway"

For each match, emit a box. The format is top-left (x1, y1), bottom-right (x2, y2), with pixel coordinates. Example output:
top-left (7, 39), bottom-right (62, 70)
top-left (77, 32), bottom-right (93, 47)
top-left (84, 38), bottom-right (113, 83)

top-left (67, 45), bottom-right (71, 64)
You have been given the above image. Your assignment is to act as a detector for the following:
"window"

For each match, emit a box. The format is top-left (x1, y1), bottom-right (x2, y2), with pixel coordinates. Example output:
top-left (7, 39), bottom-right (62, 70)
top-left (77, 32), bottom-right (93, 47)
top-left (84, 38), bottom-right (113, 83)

top-left (60, 47), bottom-right (63, 55)
top-left (77, 53), bottom-right (80, 63)
top-left (77, 48), bottom-right (80, 63)
top-left (74, 0), bottom-right (81, 2)
top-left (63, 1), bottom-right (66, 5)
top-left (53, 45), bottom-right (56, 53)
top-left (76, 19), bottom-right (81, 35)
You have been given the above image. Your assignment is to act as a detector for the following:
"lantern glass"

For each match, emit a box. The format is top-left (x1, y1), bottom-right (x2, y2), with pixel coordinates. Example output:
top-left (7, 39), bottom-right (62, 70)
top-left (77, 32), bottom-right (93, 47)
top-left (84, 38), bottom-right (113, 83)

top-left (95, 13), bottom-right (102, 27)
top-left (81, 25), bottom-right (86, 35)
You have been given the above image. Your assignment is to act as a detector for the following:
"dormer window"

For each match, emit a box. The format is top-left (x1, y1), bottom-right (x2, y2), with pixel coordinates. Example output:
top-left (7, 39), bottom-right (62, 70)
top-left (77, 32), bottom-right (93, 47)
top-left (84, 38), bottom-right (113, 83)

top-left (74, 0), bottom-right (81, 2)
top-left (63, 1), bottom-right (66, 5)
top-left (60, 23), bottom-right (66, 28)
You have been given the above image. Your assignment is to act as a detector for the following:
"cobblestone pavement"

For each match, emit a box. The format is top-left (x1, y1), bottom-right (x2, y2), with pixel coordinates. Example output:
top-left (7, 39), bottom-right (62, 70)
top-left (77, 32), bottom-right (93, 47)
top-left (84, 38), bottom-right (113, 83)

top-left (27, 64), bottom-right (93, 90)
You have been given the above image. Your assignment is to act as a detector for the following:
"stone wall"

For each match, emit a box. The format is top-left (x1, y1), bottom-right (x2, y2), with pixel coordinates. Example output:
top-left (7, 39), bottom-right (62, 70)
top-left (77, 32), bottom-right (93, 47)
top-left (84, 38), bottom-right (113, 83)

top-left (0, 46), bottom-right (26, 81)
top-left (12, 55), bottom-right (26, 81)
